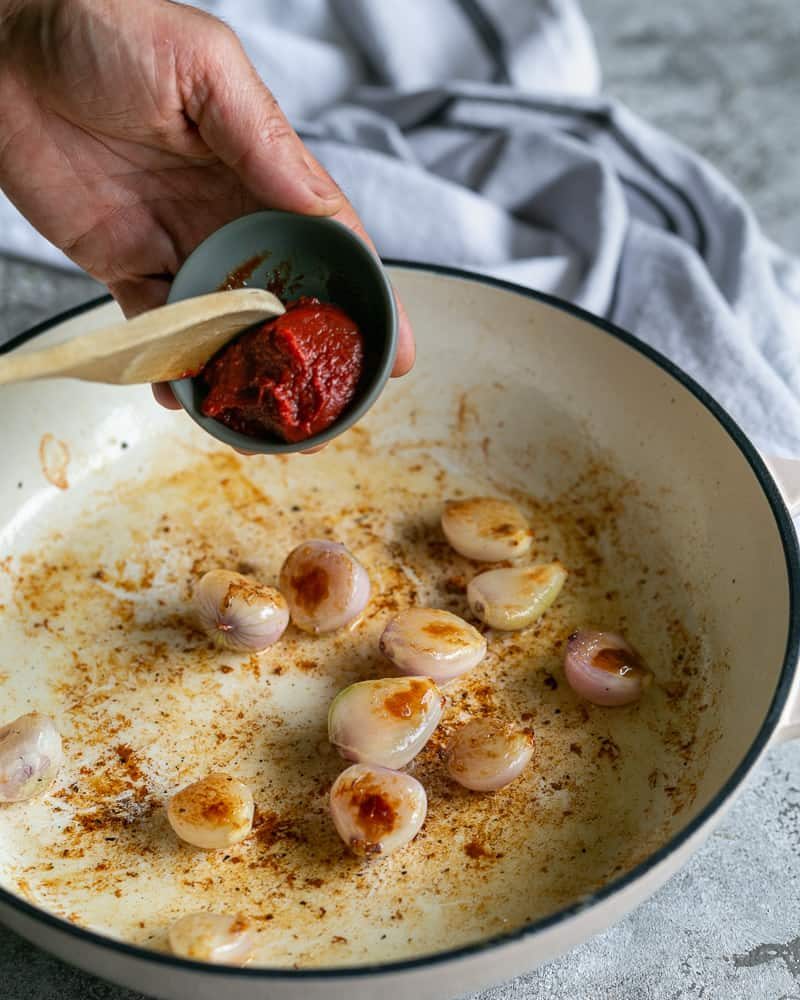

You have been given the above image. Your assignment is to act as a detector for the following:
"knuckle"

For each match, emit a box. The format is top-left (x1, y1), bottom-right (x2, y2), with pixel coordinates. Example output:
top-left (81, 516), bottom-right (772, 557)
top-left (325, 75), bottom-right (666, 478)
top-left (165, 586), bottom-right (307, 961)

top-left (258, 104), bottom-right (294, 147)
top-left (175, 9), bottom-right (242, 94)
top-left (198, 12), bottom-right (244, 64)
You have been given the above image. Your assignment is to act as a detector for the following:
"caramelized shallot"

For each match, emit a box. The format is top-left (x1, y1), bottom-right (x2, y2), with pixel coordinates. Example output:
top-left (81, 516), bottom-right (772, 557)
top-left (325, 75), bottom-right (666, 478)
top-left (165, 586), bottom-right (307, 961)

top-left (467, 562), bottom-right (567, 630)
top-left (280, 540), bottom-right (370, 633)
top-left (167, 772), bottom-right (254, 849)
top-left (441, 497), bottom-right (532, 561)
top-left (328, 676), bottom-right (444, 769)
top-left (330, 763), bottom-right (427, 857)
top-left (564, 630), bottom-right (653, 706)
top-left (379, 608), bottom-right (486, 683)
top-left (445, 718), bottom-right (533, 791)
top-left (169, 912), bottom-right (255, 965)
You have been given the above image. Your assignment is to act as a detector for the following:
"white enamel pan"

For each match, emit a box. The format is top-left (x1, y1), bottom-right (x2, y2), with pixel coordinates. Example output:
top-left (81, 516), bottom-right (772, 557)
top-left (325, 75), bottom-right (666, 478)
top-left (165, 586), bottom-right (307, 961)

top-left (0, 263), bottom-right (798, 1000)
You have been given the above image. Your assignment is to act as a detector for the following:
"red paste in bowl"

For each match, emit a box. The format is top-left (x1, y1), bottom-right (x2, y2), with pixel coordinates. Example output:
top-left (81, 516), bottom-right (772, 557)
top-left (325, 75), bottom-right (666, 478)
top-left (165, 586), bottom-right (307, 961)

top-left (200, 298), bottom-right (364, 444)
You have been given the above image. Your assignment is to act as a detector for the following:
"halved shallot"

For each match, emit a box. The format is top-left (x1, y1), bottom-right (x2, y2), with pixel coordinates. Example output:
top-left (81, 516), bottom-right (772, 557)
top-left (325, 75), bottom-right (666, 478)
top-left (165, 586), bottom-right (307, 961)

top-left (330, 763), bottom-right (427, 857)
top-left (0, 713), bottom-right (62, 803)
top-left (328, 676), bottom-right (444, 769)
top-left (564, 630), bottom-right (653, 706)
top-left (280, 540), bottom-right (370, 633)
top-left (167, 772), bottom-right (254, 849)
top-left (441, 497), bottom-right (532, 562)
top-left (445, 718), bottom-right (533, 791)
top-left (467, 562), bottom-right (567, 630)
top-left (169, 912), bottom-right (255, 965)
top-left (379, 608), bottom-right (486, 683)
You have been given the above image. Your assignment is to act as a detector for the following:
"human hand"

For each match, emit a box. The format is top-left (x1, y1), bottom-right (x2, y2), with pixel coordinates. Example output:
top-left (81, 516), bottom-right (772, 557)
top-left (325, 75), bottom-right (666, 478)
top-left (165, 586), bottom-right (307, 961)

top-left (0, 0), bottom-right (414, 414)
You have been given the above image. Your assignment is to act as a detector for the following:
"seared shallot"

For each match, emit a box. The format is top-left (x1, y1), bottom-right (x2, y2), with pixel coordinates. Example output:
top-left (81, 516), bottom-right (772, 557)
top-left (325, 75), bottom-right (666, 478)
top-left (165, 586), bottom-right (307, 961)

top-left (330, 763), bottom-right (427, 857)
top-left (167, 772), bottom-right (254, 849)
top-left (280, 540), bottom-right (370, 633)
top-left (441, 497), bottom-right (532, 562)
top-left (169, 912), bottom-right (255, 965)
top-left (445, 719), bottom-right (533, 792)
top-left (379, 608), bottom-right (486, 683)
top-left (467, 563), bottom-right (567, 630)
top-left (328, 676), bottom-right (444, 769)
top-left (564, 630), bottom-right (653, 706)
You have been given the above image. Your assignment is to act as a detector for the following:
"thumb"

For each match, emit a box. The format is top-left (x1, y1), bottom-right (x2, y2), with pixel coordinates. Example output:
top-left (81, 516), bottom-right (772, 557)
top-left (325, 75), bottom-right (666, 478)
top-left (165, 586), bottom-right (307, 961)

top-left (181, 24), bottom-right (344, 215)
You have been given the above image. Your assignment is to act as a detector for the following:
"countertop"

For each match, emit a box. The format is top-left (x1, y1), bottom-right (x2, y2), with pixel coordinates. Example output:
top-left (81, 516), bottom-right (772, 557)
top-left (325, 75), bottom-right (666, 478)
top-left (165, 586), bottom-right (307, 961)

top-left (2, 1), bottom-right (799, 998)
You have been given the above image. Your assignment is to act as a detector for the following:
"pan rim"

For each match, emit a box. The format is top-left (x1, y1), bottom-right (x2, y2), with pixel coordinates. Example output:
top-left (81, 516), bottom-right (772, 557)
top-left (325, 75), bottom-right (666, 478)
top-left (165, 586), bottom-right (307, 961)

top-left (0, 259), bottom-right (798, 981)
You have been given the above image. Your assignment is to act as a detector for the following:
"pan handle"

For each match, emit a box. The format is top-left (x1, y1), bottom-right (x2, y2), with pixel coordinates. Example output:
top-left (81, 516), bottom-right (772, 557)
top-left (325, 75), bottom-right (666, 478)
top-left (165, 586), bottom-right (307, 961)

top-left (765, 456), bottom-right (800, 518)
top-left (765, 456), bottom-right (800, 741)
top-left (775, 688), bottom-right (800, 743)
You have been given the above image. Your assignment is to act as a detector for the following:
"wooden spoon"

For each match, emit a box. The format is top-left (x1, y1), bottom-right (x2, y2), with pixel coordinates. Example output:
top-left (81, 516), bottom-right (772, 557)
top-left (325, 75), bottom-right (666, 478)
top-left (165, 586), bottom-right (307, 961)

top-left (0, 288), bottom-right (285, 387)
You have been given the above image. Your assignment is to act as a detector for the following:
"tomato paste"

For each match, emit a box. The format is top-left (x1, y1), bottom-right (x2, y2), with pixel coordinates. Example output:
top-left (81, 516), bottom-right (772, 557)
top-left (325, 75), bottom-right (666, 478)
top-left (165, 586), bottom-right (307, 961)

top-left (201, 298), bottom-right (364, 443)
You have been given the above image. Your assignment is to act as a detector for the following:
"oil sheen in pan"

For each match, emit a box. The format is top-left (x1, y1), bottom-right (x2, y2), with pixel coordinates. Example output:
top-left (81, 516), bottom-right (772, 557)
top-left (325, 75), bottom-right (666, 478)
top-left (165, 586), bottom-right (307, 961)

top-left (0, 423), bottom-right (716, 967)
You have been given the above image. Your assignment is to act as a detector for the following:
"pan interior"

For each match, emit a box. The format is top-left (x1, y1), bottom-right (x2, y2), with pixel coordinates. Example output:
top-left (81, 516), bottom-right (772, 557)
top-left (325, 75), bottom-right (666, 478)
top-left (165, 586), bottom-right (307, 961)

top-left (0, 270), bottom-right (787, 968)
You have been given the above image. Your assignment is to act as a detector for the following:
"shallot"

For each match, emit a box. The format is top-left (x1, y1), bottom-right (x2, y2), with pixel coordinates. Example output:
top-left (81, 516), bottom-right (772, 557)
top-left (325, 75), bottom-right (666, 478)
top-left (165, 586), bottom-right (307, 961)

top-left (564, 630), bottom-right (653, 706)
top-left (441, 497), bottom-right (532, 561)
top-left (280, 540), bottom-right (370, 633)
top-left (330, 763), bottom-right (427, 857)
top-left (169, 912), bottom-right (255, 965)
top-left (328, 676), bottom-right (444, 769)
top-left (0, 713), bottom-right (62, 803)
top-left (194, 570), bottom-right (288, 652)
top-left (379, 608), bottom-right (486, 683)
top-left (467, 562), bottom-right (567, 630)
top-left (445, 718), bottom-right (533, 791)
top-left (167, 772), bottom-right (254, 849)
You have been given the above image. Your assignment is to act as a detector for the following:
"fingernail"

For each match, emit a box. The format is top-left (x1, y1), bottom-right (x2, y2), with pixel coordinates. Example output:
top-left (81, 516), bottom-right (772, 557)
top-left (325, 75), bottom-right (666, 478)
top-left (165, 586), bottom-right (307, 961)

top-left (305, 170), bottom-right (343, 204)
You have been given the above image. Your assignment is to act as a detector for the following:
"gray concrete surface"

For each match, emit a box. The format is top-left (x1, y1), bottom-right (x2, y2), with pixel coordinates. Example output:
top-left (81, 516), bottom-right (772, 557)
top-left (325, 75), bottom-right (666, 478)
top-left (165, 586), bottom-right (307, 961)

top-left (1, 2), bottom-right (799, 998)
top-left (583, 0), bottom-right (800, 256)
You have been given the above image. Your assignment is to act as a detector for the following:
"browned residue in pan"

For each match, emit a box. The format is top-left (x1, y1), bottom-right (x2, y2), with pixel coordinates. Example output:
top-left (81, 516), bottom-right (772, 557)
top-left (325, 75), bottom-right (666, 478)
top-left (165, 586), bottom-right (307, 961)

top-left (38, 433), bottom-right (69, 490)
top-left (0, 423), bottom-right (720, 967)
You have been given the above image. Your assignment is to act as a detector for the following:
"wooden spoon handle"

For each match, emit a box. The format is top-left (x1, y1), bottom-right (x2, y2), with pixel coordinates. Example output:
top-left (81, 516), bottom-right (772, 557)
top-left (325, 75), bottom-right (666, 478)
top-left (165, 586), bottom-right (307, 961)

top-left (0, 288), bottom-right (285, 387)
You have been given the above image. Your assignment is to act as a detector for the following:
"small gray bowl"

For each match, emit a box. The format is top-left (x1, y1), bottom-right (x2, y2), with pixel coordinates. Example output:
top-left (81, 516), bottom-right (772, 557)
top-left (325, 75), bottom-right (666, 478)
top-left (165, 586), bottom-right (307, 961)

top-left (168, 211), bottom-right (398, 454)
